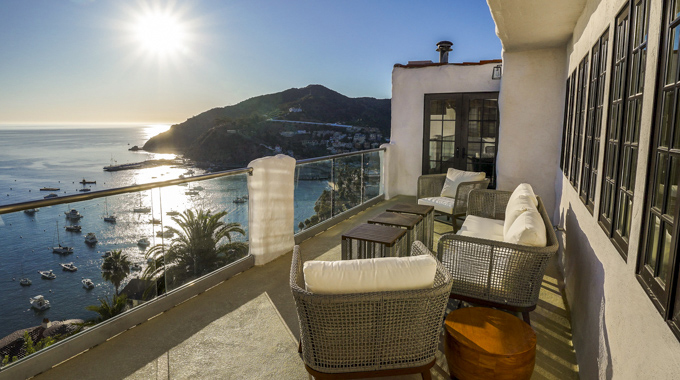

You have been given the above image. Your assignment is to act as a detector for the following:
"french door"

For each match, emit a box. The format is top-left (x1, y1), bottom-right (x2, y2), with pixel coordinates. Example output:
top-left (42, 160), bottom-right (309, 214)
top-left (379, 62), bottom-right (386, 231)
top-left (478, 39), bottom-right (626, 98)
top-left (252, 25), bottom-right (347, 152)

top-left (422, 92), bottom-right (499, 188)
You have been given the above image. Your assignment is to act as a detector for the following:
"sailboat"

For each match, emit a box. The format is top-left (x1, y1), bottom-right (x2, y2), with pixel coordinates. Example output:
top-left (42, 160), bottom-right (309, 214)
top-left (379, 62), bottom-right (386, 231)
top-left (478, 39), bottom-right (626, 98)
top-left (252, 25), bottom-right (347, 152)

top-left (103, 198), bottom-right (116, 223)
top-left (133, 193), bottom-right (151, 213)
top-left (52, 221), bottom-right (74, 254)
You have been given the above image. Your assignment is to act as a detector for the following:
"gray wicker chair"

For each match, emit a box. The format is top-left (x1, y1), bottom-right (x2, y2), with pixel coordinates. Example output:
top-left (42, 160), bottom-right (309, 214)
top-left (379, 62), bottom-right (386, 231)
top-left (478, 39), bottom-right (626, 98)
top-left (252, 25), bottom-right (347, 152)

top-left (437, 189), bottom-right (558, 324)
top-left (290, 242), bottom-right (453, 379)
top-left (417, 173), bottom-right (490, 232)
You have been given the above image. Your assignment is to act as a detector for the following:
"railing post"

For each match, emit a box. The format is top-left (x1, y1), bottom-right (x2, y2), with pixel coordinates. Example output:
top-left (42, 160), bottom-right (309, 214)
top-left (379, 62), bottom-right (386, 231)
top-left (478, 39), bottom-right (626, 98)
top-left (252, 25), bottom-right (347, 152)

top-left (247, 154), bottom-right (296, 265)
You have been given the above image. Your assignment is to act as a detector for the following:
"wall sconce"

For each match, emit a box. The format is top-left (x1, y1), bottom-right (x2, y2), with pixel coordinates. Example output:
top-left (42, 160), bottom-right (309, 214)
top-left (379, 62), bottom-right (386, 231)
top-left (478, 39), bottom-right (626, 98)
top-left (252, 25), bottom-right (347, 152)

top-left (492, 64), bottom-right (502, 80)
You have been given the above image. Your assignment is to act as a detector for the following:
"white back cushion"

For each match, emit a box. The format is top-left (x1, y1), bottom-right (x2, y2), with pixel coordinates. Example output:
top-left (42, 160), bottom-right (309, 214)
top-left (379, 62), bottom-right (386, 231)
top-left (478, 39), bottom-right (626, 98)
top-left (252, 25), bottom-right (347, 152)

top-left (504, 183), bottom-right (540, 236)
top-left (303, 254), bottom-right (438, 295)
top-left (440, 168), bottom-right (486, 198)
top-left (504, 209), bottom-right (547, 247)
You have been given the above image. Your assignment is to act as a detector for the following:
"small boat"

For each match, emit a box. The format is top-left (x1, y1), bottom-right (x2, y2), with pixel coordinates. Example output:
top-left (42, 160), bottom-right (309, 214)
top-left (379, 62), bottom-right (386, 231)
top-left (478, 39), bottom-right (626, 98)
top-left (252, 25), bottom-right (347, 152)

top-left (133, 206), bottom-right (151, 213)
top-left (60, 262), bottom-right (77, 272)
top-left (137, 237), bottom-right (151, 247)
top-left (24, 208), bottom-right (39, 214)
top-left (65, 209), bottom-right (83, 220)
top-left (65, 225), bottom-right (82, 232)
top-left (30, 295), bottom-right (51, 310)
top-left (44, 193), bottom-right (58, 199)
top-left (53, 244), bottom-right (74, 254)
top-left (84, 232), bottom-right (98, 245)
top-left (82, 278), bottom-right (95, 289)
top-left (39, 270), bottom-right (56, 279)
top-left (40, 187), bottom-right (60, 191)
top-left (156, 230), bottom-right (174, 238)
top-left (19, 278), bottom-right (31, 286)
top-left (185, 190), bottom-right (199, 196)
top-left (193, 186), bottom-right (204, 191)
top-left (104, 215), bottom-right (117, 223)
top-left (150, 218), bottom-right (162, 224)
top-left (178, 183), bottom-right (188, 187)
top-left (79, 179), bottom-right (96, 184)
top-left (77, 188), bottom-right (91, 192)
top-left (233, 197), bottom-right (247, 204)
top-left (166, 210), bottom-right (180, 216)
top-left (102, 250), bottom-right (112, 258)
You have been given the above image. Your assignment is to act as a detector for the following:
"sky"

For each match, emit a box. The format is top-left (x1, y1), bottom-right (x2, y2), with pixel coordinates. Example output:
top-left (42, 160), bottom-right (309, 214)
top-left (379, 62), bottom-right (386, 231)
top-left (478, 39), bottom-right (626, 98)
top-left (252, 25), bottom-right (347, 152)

top-left (0, 0), bottom-right (501, 125)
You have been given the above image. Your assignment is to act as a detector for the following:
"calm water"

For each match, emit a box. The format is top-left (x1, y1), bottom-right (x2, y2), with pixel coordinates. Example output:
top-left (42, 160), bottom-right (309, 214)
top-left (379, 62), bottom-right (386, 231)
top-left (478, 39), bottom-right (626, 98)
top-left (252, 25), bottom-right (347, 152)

top-left (0, 125), bottom-right (328, 339)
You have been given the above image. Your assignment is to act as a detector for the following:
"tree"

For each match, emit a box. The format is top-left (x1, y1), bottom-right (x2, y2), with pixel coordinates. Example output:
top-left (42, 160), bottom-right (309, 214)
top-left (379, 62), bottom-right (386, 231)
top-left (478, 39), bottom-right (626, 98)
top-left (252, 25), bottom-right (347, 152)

top-left (86, 295), bottom-right (128, 323)
top-left (143, 209), bottom-right (248, 291)
top-left (101, 250), bottom-right (132, 296)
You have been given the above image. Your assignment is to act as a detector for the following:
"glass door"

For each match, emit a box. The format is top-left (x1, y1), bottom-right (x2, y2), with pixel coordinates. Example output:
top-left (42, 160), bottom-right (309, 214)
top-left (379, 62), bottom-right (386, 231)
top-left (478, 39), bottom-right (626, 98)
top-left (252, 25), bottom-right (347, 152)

top-left (423, 92), bottom-right (499, 188)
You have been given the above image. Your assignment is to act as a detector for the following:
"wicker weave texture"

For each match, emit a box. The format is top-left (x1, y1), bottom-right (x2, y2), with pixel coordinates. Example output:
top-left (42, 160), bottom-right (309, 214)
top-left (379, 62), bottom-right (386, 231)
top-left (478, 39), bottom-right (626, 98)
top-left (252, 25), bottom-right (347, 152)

top-left (417, 174), bottom-right (490, 216)
top-left (438, 192), bottom-right (558, 309)
top-left (290, 242), bottom-right (453, 374)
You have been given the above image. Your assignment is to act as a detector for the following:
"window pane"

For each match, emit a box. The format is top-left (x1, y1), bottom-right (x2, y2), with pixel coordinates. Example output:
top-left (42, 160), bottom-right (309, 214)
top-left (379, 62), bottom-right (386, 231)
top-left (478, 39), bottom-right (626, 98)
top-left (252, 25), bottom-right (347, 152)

top-left (444, 100), bottom-right (456, 120)
top-left (469, 121), bottom-right (481, 140)
top-left (442, 121), bottom-right (455, 139)
top-left (661, 91), bottom-right (674, 148)
top-left (645, 215), bottom-right (661, 268)
top-left (638, 50), bottom-right (646, 93)
top-left (666, 26), bottom-right (679, 85)
top-left (666, 156), bottom-right (679, 219)
top-left (654, 153), bottom-right (669, 211)
top-left (629, 51), bottom-right (640, 96)
top-left (629, 148), bottom-right (638, 189)
top-left (658, 224), bottom-right (673, 284)
top-left (430, 121), bottom-right (442, 139)
top-left (484, 100), bottom-right (498, 120)
top-left (441, 141), bottom-right (454, 160)
top-left (430, 100), bottom-right (443, 119)
top-left (469, 99), bottom-right (483, 120)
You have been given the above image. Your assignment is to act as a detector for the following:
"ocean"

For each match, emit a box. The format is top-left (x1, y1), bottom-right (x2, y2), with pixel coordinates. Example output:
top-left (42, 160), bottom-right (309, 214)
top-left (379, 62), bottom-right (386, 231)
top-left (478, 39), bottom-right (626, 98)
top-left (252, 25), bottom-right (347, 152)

top-left (0, 124), bottom-right (328, 339)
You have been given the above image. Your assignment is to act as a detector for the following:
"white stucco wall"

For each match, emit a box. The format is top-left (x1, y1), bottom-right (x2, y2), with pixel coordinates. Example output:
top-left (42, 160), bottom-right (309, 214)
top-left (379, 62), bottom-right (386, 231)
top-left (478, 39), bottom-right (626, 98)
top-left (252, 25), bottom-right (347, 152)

top-left (389, 63), bottom-right (501, 197)
top-left (555, 0), bottom-right (680, 378)
top-left (247, 154), bottom-right (296, 265)
top-left (496, 47), bottom-right (566, 217)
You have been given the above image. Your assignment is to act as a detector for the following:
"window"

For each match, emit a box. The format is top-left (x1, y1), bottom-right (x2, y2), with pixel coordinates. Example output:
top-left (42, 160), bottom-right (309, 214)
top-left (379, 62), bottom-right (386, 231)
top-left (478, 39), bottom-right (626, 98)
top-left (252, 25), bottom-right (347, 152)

top-left (561, 73), bottom-right (577, 174)
top-left (570, 56), bottom-right (590, 188)
top-left (422, 92), bottom-right (499, 187)
top-left (599, 0), bottom-right (649, 258)
top-left (638, 0), bottom-right (680, 340)
top-left (580, 30), bottom-right (610, 213)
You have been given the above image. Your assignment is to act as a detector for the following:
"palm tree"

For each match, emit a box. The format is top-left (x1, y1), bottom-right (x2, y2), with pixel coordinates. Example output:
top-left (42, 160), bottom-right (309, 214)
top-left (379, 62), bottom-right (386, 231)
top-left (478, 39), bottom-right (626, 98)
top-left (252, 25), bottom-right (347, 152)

top-left (101, 249), bottom-right (132, 296)
top-left (85, 294), bottom-right (128, 323)
top-left (143, 209), bottom-right (247, 291)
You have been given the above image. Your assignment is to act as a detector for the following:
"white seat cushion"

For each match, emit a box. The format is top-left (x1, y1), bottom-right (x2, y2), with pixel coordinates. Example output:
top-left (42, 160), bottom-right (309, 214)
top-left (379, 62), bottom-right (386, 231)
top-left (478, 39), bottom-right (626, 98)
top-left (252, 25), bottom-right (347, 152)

top-left (440, 168), bottom-right (486, 198)
top-left (418, 196), bottom-right (456, 214)
top-left (303, 254), bottom-right (438, 295)
top-left (457, 215), bottom-right (505, 242)
top-left (504, 209), bottom-right (547, 247)
top-left (504, 194), bottom-right (538, 236)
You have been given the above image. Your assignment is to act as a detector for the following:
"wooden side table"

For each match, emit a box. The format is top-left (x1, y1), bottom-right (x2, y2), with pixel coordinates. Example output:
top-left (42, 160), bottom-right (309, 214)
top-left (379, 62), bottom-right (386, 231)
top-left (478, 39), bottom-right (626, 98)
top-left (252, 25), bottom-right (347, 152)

top-left (367, 212), bottom-right (422, 255)
top-left (444, 307), bottom-right (536, 380)
top-left (386, 203), bottom-right (434, 250)
top-left (341, 223), bottom-right (408, 260)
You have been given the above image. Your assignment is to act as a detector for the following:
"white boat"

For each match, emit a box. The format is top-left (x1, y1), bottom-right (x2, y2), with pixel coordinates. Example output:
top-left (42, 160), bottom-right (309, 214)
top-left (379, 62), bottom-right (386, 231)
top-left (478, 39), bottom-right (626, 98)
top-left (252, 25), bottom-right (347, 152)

top-left (39, 270), bottom-right (56, 279)
top-left (156, 230), bottom-right (174, 238)
top-left (65, 225), bottom-right (82, 232)
top-left (103, 198), bottom-right (116, 223)
top-left (82, 278), bottom-right (95, 289)
top-left (233, 197), bottom-right (247, 204)
top-left (19, 278), bottom-right (31, 286)
top-left (101, 250), bottom-right (112, 258)
top-left (64, 209), bottom-right (83, 220)
top-left (44, 193), bottom-right (58, 199)
top-left (185, 190), bottom-right (199, 196)
top-left (133, 206), bottom-right (151, 213)
top-left (53, 221), bottom-right (74, 254)
top-left (193, 186), bottom-right (204, 191)
top-left (166, 210), bottom-right (180, 216)
top-left (60, 262), bottom-right (77, 272)
top-left (30, 295), bottom-right (51, 310)
top-left (24, 208), bottom-right (39, 214)
top-left (137, 237), bottom-right (151, 247)
top-left (84, 232), bottom-right (98, 245)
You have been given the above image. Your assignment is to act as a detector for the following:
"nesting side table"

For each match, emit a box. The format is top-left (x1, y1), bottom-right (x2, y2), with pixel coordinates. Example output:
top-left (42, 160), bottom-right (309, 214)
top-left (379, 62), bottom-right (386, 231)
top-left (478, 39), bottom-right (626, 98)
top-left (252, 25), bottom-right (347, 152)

top-left (385, 203), bottom-right (435, 250)
top-left (367, 212), bottom-right (423, 256)
top-left (341, 223), bottom-right (408, 260)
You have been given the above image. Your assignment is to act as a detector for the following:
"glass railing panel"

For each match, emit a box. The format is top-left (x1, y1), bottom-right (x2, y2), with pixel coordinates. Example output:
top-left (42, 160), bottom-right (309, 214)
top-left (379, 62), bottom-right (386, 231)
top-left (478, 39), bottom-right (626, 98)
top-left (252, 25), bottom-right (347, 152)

top-left (155, 173), bottom-right (250, 293)
top-left (362, 151), bottom-right (382, 202)
top-left (332, 154), bottom-right (362, 216)
top-left (294, 160), bottom-right (333, 233)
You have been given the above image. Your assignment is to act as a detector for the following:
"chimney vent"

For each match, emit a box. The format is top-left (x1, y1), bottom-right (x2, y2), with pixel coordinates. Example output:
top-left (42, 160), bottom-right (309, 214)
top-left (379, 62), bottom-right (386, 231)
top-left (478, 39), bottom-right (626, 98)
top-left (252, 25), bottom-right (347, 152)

top-left (436, 41), bottom-right (453, 63)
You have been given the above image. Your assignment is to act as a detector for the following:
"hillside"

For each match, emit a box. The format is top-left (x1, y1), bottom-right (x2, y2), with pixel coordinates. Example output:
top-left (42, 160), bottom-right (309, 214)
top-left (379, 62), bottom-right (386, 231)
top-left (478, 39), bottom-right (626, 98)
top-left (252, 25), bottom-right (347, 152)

top-left (142, 85), bottom-right (391, 162)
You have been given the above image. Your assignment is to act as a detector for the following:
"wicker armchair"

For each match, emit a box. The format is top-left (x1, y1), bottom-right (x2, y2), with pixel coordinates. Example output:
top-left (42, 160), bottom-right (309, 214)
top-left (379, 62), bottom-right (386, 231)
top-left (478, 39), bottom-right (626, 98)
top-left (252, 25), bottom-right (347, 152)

top-left (417, 173), bottom-right (490, 232)
top-left (437, 189), bottom-right (558, 324)
top-left (290, 242), bottom-right (453, 379)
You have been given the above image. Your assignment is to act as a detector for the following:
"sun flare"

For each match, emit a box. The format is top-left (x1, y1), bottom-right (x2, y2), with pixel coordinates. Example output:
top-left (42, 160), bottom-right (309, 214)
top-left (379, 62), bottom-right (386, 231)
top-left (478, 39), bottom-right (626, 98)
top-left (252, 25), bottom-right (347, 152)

top-left (134, 12), bottom-right (185, 55)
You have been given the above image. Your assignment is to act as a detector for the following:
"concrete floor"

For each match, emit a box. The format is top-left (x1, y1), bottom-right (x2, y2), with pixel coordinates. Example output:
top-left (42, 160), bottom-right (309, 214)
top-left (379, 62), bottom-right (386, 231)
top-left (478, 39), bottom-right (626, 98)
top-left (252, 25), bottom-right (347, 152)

top-left (34, 196), bottom-right (579, 379)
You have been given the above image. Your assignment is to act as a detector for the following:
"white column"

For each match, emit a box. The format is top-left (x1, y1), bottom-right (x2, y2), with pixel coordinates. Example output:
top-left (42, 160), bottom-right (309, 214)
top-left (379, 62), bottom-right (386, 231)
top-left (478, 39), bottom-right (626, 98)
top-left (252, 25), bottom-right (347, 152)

top-left (247, 154), bottom-right (296, 265)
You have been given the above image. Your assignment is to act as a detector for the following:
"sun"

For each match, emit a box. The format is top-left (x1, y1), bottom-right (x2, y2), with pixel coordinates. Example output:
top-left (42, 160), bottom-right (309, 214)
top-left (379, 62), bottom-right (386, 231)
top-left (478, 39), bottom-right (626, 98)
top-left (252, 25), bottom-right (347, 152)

top-left (134, 12), bottom-right (186, 55)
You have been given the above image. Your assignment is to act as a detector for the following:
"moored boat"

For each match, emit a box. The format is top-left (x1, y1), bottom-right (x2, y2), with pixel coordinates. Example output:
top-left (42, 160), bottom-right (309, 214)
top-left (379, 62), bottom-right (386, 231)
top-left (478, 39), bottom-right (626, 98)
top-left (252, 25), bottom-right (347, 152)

top-left (64, 209), bottom-right (83, 220)
top-left (60, 262), bottom-right (77, 272)
top-left (24, 208), bottom-right (39, 214)
top-left (84, 232), bottom-right (98, 245)
top-left (19, 278), bottom-right (31, 286)
top-left (44, 193), bottom-right (58, 199)
top-left (40, 187), bottom-right (60, 191)
top-left (79, 179), bottom-right (96, 184)
top-left (65, 225), bottom-right (82, 232)
top-left (39, 270), bottom-right (56, 279)
top-left (137, 237), bottom-right (150, 247)
top-left (82, 278), bottom-right (95, 289)
top-left (30, 295), bottom-right (50, 310)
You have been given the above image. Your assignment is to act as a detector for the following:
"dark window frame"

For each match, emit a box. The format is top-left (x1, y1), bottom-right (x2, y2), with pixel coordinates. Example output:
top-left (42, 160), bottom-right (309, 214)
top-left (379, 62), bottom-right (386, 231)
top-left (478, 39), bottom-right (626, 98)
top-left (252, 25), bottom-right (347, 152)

top-left (570, 56), bottom-right (590, 188)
